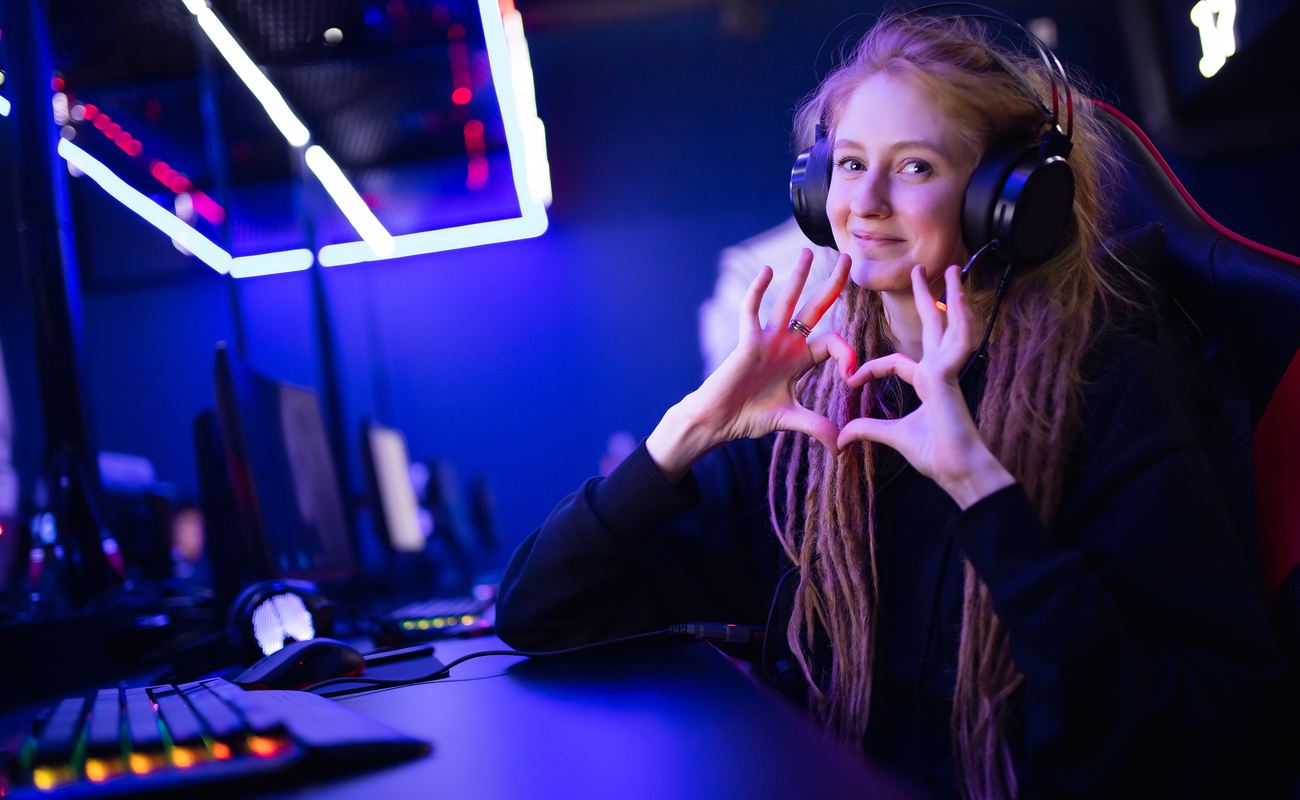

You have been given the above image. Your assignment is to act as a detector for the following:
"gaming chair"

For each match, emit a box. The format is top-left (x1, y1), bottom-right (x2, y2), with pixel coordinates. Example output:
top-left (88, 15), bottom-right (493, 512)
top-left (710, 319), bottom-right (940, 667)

top-left (1091, 100), bottom-right (1300, 672)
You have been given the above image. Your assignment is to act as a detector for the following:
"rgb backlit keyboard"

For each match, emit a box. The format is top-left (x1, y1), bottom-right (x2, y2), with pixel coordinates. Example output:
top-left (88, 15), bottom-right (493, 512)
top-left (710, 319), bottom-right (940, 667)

top-left (1, 677), bottom-right (428, 798)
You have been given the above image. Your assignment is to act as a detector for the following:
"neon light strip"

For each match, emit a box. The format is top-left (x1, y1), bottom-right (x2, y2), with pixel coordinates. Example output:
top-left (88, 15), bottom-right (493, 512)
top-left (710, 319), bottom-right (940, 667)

top-left (231, 249), bottom-right (315, 277)
top-left (503, 10), bottom-right (551, 207)
top-left (0, 96), bottom-right (11, 117)
top-left (180, 0), bottom-right (310, 146)
top-left (181, 0), bottom-right (393, 256)
top-left (57, 139), bottom-right (232, 274)
top-left (317, 214), bottom-right (547, 266)
top-left (304, 146), bottom-right (395, 257)
top-left (58, 139), bottom-right (316, 277)
top-left (319, 0), bottom-right (548, 267)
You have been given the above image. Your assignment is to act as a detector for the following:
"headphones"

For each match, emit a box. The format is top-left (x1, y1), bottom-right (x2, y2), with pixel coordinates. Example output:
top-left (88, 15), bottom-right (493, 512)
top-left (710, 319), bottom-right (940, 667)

top-left (790, 3), bottom-right (1076, 269)
top-left (226, 578), bottom-right (335, 664)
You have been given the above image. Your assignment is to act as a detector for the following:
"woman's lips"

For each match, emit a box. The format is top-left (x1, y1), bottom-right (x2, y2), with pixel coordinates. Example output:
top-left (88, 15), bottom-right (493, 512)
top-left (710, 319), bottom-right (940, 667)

top-left (853, 233), bottom-right (904, 247)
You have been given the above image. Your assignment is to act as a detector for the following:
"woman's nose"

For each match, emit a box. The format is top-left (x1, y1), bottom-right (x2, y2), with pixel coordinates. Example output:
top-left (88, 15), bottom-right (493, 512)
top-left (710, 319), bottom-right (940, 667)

top-left (849, 170), bottom-right (891, 218)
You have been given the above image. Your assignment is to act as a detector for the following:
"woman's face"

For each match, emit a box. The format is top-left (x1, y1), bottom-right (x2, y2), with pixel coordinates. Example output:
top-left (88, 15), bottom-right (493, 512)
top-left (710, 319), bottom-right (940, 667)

top-left (826, 71), bottom-right (975, 292)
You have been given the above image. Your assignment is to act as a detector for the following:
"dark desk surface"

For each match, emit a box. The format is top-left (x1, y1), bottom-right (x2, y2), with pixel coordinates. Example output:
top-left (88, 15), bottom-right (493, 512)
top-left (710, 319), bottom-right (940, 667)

top-left (260, 635), bottom-right (924, 799)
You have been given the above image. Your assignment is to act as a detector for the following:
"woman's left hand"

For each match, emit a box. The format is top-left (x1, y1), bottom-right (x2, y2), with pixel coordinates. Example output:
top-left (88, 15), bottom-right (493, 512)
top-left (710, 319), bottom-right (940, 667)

top-left (836, 264), bottom-right (1016, 509)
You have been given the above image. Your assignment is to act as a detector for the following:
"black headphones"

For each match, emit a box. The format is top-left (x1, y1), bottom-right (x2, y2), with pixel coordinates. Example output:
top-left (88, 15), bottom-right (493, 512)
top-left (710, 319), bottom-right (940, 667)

top-left (790, 3), bottom-right (1076, 269)
top-left (226, 578), bottom-right (335, 664)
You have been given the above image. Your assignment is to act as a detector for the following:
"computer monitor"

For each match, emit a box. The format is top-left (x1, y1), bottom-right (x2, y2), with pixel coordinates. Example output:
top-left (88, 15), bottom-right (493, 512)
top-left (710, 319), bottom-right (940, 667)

top-left (213, 345), bottom-right (354, 585)
top-left (361, 422), bottom-right (425, 554)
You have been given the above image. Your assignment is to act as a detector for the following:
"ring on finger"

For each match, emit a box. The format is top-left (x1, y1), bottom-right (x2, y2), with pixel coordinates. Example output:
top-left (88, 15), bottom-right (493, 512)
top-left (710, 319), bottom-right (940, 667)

top-left (788, 319), bottom-right (813, 338)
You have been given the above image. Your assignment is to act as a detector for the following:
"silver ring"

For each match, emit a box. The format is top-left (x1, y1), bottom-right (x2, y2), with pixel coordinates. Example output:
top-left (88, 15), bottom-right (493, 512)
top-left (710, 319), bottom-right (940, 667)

top-left (788, 319), bottom-right (813, 338)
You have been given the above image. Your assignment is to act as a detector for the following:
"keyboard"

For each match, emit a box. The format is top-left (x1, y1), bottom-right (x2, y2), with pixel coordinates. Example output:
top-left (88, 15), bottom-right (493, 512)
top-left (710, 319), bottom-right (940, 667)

top-left (1, 677), bottom-right (429, 798)
top-left (385, 586), bottom-right (495, 639)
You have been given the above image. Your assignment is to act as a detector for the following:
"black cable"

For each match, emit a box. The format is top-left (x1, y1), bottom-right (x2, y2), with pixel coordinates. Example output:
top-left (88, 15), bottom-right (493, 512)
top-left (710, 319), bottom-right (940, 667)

top-left (962, 257), bottom-right (1015, 383)
top-left (302, 627), bottom-right (677, 695)
top-left (952, 241), bottom-right (1010, 383)
top-left (761, 566), bottom-right (800, 685)
top-left (302, 619), bottom-right (776, 697)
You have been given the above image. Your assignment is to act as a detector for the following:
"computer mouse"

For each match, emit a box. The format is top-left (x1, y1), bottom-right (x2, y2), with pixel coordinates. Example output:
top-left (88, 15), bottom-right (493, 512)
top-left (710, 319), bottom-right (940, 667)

top-left (234, 637), bottom-right (366, 690)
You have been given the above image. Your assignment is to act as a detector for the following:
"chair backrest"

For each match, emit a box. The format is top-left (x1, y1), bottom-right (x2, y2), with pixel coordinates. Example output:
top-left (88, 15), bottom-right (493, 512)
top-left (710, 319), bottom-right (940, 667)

top-left (1092, 100), bottom-right (1300, 638)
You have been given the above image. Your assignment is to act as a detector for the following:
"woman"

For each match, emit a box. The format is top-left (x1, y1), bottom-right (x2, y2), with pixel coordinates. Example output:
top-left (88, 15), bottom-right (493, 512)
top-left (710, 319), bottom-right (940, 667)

top-left (496, 12), bottom-right (1282, 798)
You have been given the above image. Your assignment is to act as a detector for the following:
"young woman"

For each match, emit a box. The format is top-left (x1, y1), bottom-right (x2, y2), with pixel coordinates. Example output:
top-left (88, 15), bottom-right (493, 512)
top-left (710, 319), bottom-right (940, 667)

top-left (496, 12), bottom-right (1282, 799)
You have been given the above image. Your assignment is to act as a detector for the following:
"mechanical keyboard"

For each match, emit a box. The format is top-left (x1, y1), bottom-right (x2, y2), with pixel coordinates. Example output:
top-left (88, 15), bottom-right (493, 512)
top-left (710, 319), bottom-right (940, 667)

top-left (385, 587), bottom-right (495, 639)
top-left (1, 677), bottom-right (429, 798)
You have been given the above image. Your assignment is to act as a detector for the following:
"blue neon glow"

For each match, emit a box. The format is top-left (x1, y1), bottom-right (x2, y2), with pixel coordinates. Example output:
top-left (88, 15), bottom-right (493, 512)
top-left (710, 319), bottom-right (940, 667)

top-left (0, 96), bottom-right (11, 117)
top-left (58, 139), bottom-right (232, 274)
top-left (230, 248), bottom-right (315, 277)
top-left (317, 0), bottom-right (548, 268)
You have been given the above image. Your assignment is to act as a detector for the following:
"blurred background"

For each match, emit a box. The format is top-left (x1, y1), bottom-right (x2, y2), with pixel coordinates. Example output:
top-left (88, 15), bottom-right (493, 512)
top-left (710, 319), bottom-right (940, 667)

top-left (1, 0), bottom-right (1297, 585)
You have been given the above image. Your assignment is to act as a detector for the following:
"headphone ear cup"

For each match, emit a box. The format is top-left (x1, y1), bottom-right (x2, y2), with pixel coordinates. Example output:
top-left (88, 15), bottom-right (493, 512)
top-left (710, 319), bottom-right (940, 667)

top-left (962, 138), bottom-right (1076, 267)
top-left (789, 130), bottom-right (837, 249)
top-left (226, 578), bottom-right (332, 663)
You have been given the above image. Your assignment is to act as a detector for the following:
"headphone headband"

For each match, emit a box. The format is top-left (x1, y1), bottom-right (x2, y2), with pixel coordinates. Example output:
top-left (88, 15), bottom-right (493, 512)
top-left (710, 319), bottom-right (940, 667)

top-left (904, 2), bottom-right (1074, 138)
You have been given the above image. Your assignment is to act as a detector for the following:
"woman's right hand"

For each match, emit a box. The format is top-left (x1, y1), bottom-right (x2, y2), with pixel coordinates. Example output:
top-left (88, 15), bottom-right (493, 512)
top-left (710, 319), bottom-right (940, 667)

top-left (646, 249), bottom-right (855, 482)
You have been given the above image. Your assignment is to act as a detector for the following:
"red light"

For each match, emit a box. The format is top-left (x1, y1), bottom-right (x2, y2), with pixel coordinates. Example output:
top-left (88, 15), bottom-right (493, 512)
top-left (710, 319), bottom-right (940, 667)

top-left (82, 103), bottom-right (99, 120)
top-left (150, 161), bottom-right (170, 182)
top-left (451, 87), bottom-right (472, 105)
top-left (464, 119), bottom-right (484, 138)
top-left (467, 158), bottom-right (488, 190)
top-left (51, 76), bottom-right (64, 91)
top-left (191, 191), bottom-right (226, 225)
top-left (124, 140), bottom-right (143, 157)
top-left (448, 23), bottom-right (465, 41)
top-left (0, 523), bottom-right (5, 537)
top-left (247, 736), bottom-right (281, 758)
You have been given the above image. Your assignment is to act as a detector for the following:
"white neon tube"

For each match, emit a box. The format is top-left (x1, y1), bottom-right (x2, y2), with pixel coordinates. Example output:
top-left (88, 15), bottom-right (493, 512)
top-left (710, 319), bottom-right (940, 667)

top-left (0, 96), bottom-right (11, 117)
top-left (57, 138), bottom-right (232, 274)
top-left (503, 9), bottom-right (551, 207)
top-left (319, 0), bottom-right (548, 267)
top-left (231, 249), bottom-right (315, 278)
top-left (181, 0), bottom-right (311, 147)
top-left (304, 146), bottom-right (395, 258)
top-left (317, 214), bottom-right (547, 266)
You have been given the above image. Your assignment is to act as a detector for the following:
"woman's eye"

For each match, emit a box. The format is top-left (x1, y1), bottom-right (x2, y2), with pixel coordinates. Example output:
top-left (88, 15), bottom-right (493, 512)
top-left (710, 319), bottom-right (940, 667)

top-left (900, 159), bottom-right (932, 175)
top-left (835, 156), bottom-right (865, 172)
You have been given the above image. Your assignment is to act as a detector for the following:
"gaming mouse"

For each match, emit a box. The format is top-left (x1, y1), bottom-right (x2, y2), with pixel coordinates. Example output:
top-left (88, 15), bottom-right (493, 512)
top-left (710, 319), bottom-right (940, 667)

top-left (234, 637), bottom-right (365, 690)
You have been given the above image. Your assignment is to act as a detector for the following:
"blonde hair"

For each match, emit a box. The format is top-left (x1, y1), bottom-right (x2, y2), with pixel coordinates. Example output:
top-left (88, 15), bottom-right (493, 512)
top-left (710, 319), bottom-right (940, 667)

top-left (771, 13), bottom-right (1132, 799)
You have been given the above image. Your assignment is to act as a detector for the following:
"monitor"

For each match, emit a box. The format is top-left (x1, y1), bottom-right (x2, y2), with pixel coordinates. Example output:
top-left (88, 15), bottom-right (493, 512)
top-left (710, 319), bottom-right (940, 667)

top-left (361, 422), bottom-right (425, 554)
top-left (213, 344), bottom-right (354, 584)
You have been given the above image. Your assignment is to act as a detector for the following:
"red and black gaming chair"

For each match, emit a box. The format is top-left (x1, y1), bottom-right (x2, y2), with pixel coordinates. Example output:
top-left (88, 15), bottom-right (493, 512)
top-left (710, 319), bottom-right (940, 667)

top-left (1091, 100), bottom-right (1300, 659)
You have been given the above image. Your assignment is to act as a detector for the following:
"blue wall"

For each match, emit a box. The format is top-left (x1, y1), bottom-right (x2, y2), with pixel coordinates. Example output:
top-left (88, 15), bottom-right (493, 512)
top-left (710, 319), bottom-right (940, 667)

top-left (7, 1), bottom-right (1299, 571)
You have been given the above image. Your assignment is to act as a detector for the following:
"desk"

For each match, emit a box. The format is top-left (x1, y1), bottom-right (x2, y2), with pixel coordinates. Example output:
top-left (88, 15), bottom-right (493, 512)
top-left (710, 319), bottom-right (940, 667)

top-left (262, 635), bottom-right (925, 799)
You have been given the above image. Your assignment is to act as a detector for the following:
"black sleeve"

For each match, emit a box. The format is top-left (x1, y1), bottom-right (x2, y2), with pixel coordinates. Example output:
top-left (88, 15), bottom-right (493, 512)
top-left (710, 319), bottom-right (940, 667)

top-left (948, 338), bottom-right (1285, 797)
top-left (495, 438), bottom-right (781, 651)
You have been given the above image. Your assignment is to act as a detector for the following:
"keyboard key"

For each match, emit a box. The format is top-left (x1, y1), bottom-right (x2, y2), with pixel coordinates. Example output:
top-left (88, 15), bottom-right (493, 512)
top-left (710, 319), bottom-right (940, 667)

top-left (86, 688), bottom-right (122, 755)
top-left (33, 697), bottom-right (86, 763)
top-left (123, 688), bottom-right (163, 751)
top-left (151, 687), bottom-right (204, 746)
top-left (181, 684), bottom-right (245, 740)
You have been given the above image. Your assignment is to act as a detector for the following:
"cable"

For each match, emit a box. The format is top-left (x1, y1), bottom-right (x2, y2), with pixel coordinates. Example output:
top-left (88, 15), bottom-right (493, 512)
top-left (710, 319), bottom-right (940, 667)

top-left (761, 566), bottom-right (800, 685)
top-left (304, 621), bottom-right (771, 696)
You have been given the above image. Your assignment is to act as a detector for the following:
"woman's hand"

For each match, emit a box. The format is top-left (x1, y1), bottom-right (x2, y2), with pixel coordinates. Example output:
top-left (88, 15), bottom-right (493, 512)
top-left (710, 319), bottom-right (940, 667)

top-left (836, 264), bottom-right (1015, 509)
top-left (647, 249), bottom-right (855, 482)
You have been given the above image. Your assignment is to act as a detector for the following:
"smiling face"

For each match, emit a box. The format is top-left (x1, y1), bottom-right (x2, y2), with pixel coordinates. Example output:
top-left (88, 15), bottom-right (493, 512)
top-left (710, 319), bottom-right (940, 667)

top-left (826, 71), bottom-right (977, 292)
